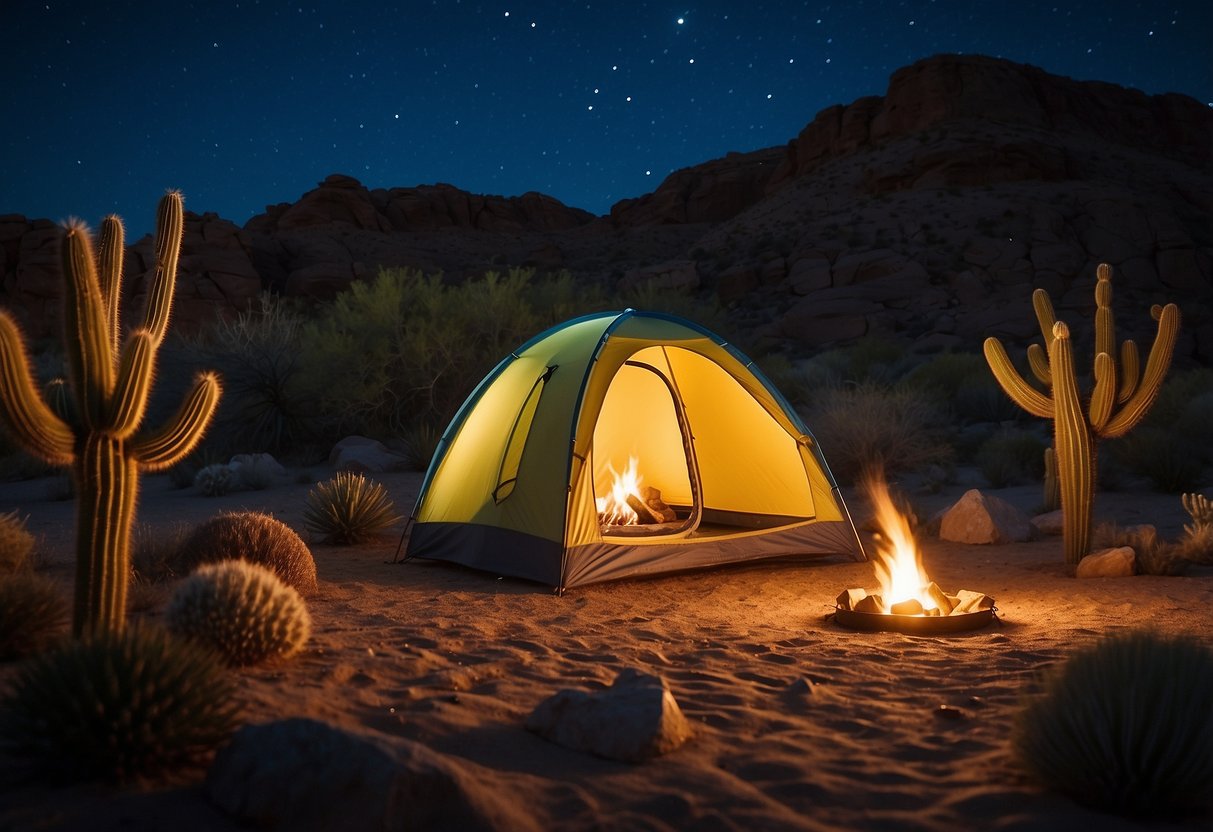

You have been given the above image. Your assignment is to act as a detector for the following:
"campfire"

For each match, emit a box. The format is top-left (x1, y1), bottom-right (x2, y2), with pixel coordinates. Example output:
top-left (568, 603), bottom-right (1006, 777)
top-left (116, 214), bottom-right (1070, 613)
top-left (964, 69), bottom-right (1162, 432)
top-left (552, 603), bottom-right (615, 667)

top-left (597, 456), bottom-right (679, 532)
top-left (833, 473), bottom-right (997, 633)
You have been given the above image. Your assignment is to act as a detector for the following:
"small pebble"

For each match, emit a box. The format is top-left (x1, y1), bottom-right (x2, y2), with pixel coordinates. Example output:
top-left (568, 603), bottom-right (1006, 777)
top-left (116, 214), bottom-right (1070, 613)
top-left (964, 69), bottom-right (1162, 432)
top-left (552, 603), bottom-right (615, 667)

top-left (935, 704), bottom-right (964, 720)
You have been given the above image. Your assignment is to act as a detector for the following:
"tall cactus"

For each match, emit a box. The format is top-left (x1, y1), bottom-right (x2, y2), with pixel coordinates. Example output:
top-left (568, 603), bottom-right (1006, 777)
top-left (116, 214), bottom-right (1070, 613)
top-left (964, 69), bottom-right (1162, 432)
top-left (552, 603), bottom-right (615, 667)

top-left (0, 192), bottom-right (220, 636)
top-left (984, 264), bottom-right (1179, 564)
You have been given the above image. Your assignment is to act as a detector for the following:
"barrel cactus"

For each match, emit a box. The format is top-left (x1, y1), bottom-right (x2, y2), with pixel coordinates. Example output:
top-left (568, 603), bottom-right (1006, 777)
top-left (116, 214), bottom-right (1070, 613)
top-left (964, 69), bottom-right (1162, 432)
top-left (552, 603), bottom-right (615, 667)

top-left (166, 560), bottom-right (311, 666)
top-left (0, 624), bottom-right (240, 781)
top-left (1013, 630), bottom-right (1213, 817)
top-left (0, 192), bottom-right (221, 635)
top-left (304, 471), bottom-right (402, 544)
top-left (984, 264), bottom-right (1179, 563)
top-left (177, 511), bottom-right (317, 595)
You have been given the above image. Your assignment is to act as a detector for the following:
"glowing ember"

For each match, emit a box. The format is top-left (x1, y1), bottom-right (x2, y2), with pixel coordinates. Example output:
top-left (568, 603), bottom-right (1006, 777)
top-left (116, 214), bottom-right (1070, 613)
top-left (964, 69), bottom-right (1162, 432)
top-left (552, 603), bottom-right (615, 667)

top-left (863, 471), bottom-right (936, 614)
top-left (597, 456), bottom-right (644, 526)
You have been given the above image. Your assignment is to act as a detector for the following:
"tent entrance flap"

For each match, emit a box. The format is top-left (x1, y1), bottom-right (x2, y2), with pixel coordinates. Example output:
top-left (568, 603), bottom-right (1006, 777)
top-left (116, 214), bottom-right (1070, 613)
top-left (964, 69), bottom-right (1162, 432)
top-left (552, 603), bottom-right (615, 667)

top-left (592, 354), bottom-right (701, 540)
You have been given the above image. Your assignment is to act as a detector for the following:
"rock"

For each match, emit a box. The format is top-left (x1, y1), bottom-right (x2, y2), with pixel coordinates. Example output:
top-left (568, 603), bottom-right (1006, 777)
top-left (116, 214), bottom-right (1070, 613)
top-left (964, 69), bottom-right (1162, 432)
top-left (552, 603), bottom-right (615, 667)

top-left (1076, 546), bottom-right (1137, 578)
top-left (525, 668), bottom-right (692, 762)
top-left (206, 718), bottom-right (536, 832)
top-left (329, 436), bottom-right (408, 473)
top-left (229, 453), bottom-right (287, 487)
top-left (610, 148), bottom-right (783, 225)
top-left (939, 489), bottom-right (1033, 544)
top-left (619, 260), bottom-right (700, 294)
top-left (1031, 510), bottom-right (1065, 536)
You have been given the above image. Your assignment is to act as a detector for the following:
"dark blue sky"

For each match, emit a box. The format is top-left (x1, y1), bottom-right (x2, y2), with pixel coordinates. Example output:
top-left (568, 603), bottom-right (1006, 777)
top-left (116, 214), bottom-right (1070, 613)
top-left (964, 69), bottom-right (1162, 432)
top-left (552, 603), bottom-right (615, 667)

top-left (3, 1), bottom-right (1210, 237)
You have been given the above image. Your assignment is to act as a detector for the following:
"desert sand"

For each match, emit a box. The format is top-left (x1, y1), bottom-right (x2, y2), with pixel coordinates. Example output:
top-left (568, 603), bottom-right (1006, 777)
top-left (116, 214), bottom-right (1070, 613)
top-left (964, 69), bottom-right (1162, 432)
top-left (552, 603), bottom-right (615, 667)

top-left (1, 467), bottom-right (1211, 831)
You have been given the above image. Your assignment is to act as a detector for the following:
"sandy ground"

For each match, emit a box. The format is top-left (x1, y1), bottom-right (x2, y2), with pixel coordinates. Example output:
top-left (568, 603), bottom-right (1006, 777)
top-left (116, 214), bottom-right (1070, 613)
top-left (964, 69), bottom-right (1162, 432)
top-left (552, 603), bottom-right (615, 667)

top-left (1, 467), bottom-right (1211, 831)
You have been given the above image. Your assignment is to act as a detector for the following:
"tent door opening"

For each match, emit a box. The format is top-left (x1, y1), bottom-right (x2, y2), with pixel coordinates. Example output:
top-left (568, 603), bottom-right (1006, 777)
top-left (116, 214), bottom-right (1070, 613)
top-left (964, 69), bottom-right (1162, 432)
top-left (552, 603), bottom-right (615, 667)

top-left (592, 353), bottom-right (702, 541)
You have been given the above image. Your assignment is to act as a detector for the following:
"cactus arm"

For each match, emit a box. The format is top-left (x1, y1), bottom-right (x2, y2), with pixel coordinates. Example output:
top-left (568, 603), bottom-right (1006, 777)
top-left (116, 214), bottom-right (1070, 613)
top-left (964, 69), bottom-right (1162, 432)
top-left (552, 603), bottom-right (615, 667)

top-left (107, 330), bottom-right (155, 438)
top-left (1032, 289), bottom-right (1056, 345)
top-left (1101, 303), bottom-right (1180, 439)
top-left (142, 192), bottom-right (184, 346)
top-left (1027, 343), bottom-right (1051, 385)
top-left (0, 313), bottom-right (75, 464)
top-left (1117, 340), bottom-right (1140, 403)
top-left (983, 337), bottom-right (1054, 418)
top-left (97, 215), bottom-right (124, 359)
top-left (1089, 352), bottom-right (1116, 432)
top-left (1050, 322), bottom-right (1095, 564)
top-left (1094, 264), bottom-right (1115, 360)
top-left (62, 223), bottom-right (115, 428)
top-left (130, 371), bottom-right (220, 471)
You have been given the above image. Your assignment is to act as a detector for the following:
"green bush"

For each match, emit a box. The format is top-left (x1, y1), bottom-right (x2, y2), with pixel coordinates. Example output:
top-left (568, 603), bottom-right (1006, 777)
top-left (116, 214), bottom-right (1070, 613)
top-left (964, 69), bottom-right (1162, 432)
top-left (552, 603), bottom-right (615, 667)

top-left (975, 427), bottom-right (1047, 488)
top-left (1013, 630), bottom-right (1213, 817)
top-left (304, 472), bottom-right (402, 544)
top-left (167, 560), bottom-right (311, 666)
top-left (0, 625), bottom-right (240, 781)
top-left (904, 351), bottom-right (1021, 423)
top-left (1107, 369), bottom-right (1213, 491)
top-left (805, 382), bottom-right (953, 484)
top-left (177, 511), bottom-right (317, 595)
top-left (0, 573), bottom-right (67, 660)
top-left (0, 510), bottom-right (35, 574)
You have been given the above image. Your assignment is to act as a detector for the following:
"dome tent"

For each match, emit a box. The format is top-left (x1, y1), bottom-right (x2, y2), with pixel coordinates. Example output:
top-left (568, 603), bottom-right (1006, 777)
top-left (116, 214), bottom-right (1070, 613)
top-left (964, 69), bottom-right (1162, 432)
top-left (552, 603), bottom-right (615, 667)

top-left (404, 310), bottom-right (865, 590)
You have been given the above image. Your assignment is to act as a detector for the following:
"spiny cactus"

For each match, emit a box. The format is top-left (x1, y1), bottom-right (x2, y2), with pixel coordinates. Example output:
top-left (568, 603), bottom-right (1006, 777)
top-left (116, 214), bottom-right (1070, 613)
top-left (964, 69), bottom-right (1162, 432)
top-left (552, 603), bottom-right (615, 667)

top-left (303, 471), bottom-right (403, 544)
top-left (166, 560), bottom-right (311, 666)
top-left (1013, 630), bottom-right (1213, 817)
top-left (0, 624), bottom-right (240, 781)
top-left (984, 264), bottom-right (1179, 563)
top-left (178, 511), bottom-right (317, 595)
top-left (0, 509), bottom-right (36, 574)
top-left (0, 193), bottom-right (220, 636)
top-left (194, 462), bottom-right (235, 496)
top-left (0, 573), bottom-right (68, 660)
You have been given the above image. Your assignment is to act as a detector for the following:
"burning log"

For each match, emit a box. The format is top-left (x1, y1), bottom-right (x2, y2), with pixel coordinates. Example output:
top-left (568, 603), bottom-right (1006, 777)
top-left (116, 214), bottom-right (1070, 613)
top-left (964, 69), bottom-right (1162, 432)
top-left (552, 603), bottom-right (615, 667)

top-left (835, 586), bottom-right (993, 618)
top-left (925, 582), bottom-right (955, 615)
top-left (624, 494), bottom-right (660, 525)
top-left (889, 598), bottom-right (924, 616)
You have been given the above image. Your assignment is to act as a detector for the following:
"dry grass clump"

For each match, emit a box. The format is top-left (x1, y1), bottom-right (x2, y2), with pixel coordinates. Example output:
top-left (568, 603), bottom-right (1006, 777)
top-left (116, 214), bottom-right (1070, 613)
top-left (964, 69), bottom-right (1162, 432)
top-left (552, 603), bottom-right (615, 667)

top-left (0, 510), bottom-right (36, 574)
top-left (1093, 522), bottom-right (1188, 576)
top-left (1013, 630), bottom-right (1213, 818)
top-left (806, 381), bottom-right (953, 484)
top-left (0, 573), bottom-right (68, 660)
top-left (177, 511), bottom-right (317, 595)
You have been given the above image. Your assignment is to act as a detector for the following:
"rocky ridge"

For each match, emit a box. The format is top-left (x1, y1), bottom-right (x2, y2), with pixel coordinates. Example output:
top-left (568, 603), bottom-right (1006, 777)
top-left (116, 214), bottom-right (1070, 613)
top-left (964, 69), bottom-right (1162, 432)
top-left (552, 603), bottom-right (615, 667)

top-left (2, 53), bottom-right (1210, 362)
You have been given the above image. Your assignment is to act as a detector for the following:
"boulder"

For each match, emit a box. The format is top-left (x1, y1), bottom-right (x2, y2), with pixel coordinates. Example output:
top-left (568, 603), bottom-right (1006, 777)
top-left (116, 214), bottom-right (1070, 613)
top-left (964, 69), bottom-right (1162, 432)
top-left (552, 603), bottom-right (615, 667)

top-left (329, 436), bottom-right (407, 473)
top-left (525, 668), bottom-right (692, 762)
top-left (1076, 546), bottom-right (1137, 578)
top-left (206, 718), bottom-right (535, 832)
top-left (229, 453), bottom-right (287, 488)
top-left (1031, 510), bottom-right (1065, 536)
top-left (939, 489), bottom-right (1033, 544)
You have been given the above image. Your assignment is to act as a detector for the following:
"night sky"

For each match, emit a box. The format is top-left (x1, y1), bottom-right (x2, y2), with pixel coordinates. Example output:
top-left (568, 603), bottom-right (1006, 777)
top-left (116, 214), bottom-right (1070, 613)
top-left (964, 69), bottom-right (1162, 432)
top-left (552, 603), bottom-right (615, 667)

top-left (3, 1), bottom-right (1211, 238)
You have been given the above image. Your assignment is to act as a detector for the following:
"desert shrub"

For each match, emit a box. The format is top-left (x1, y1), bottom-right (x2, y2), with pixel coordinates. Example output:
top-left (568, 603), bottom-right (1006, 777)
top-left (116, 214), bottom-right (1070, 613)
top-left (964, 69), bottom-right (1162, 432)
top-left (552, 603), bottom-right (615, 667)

top-left (402, 421), bottom-right (441, 472)
top-left (805, 382), bottom-right (954, 485)
top-left (0, 573), bottom-right (68, 660)
top-left (1093, 522), bottom-right (1187, 576)
top-left (304, 472), bottom-right (402, 544)
top-left (0, 624), bottom-right (240, 782)
top-left (194, 463), bottom-right (235, 497)
top-left (975, 427), bottom-right (1047, 488)
top-left (177, 511), bottom-right (317, 595)
top-left (181, 294), bottom-right (320, 459)
top-left (805, 335), bottom-right (915, 388)
top-left (1183, 492), bottom-right (1213, 533)
top-left (904, 351), bottom-right (1021, 423)
top-left (1175, 524), bottom-right (1213, 565)
top-left (166, 560), bottom-right (311, 666)
top-left (0, 510), bottom-right (35, 574)
top-left (1013, 630), bottom-right (1213, 817)
top-left (1107, 369), bottom-right (1213, 491)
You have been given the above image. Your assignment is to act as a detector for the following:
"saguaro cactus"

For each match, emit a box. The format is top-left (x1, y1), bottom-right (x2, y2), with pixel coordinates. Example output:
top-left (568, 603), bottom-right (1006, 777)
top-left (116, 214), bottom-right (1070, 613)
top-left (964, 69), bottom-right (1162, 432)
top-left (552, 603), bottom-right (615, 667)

top-left (0, 192), bottom-right (220, 635)
top-left (984, 264), bottom-right (1179, 564)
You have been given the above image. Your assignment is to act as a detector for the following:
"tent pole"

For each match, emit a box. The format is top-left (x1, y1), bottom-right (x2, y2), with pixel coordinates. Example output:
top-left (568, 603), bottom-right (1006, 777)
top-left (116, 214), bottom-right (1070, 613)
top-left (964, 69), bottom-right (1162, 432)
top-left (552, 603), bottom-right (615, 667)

top-left (389, 515), bottom-right (416, 564)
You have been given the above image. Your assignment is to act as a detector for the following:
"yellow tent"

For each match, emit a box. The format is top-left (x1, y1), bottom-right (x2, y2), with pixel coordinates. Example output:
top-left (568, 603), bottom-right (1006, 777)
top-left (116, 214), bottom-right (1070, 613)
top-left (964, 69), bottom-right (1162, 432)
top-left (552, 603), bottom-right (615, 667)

top-left (405, 310), bottom-right (864, 589)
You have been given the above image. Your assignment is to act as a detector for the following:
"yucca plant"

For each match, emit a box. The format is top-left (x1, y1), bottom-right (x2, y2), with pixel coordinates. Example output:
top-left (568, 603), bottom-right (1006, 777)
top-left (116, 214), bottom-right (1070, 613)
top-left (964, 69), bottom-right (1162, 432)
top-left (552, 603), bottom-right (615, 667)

top-left (0, 509), bottom-right (36, 574)
top-left (0, 573), bottom-right (68, 660)
top-left (0, 624), bottom-right (240, 781)
top-left (177, 511), bottom-right (317, 595)
top-left (1013, 630), bottom-right (1213, 818)
top-left (304, 471), bottom-right (402, 544)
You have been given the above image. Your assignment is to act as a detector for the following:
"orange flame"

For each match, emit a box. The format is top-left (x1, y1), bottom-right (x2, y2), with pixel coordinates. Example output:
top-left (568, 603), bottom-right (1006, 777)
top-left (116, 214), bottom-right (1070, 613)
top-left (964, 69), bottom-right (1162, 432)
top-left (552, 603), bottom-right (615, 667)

top-left (862, 471), bottom-right (937, 613)
top-left (597, 456), bottom-right (643, 525)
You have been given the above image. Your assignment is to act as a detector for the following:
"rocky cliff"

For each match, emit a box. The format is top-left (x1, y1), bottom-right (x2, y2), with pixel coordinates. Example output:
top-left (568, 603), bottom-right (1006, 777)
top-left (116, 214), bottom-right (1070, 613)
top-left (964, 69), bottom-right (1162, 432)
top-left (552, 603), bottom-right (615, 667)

top-left (3, 53), bottom-right (1210, 362)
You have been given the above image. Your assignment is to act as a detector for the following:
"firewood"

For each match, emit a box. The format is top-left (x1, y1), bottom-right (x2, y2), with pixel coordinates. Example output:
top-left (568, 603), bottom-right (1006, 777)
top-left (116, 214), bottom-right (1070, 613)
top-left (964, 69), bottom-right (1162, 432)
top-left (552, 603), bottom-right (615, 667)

top-left (641, 486), bottom-right (677, 523)
top-left (950, 590), bottom-right (995, 614)
top-left (890, 598), bottom-right (924, 616)
top-left (625, 494), bottom-right (659, 525)
top-left (925, 582), bottom-right (955, 615)
top-left (854, 594), bottom-right (885, 614)
top-left (836, 588), bottom-right (867, 610)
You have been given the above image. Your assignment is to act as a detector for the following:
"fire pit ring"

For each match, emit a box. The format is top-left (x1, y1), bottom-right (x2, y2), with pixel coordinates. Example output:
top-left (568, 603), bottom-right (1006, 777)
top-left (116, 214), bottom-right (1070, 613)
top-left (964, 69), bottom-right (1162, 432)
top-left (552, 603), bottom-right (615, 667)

top-left (829, 606), bottom-right (1000, 634)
